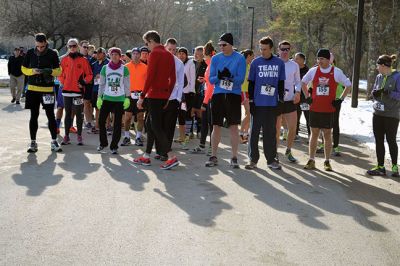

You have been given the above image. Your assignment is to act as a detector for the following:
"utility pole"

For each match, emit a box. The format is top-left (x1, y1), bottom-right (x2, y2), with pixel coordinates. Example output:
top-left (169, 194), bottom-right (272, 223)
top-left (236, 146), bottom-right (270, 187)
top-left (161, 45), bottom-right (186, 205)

top-left (248, 6), bottom-right (255, 51)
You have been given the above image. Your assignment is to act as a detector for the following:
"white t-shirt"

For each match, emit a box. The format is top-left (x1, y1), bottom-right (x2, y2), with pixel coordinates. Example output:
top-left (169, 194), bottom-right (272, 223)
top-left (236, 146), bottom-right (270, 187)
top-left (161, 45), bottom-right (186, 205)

top-left (302, 65), bottom-right (352, 87)
top-left (283, 59), bottom-right (301, 101)
top-left (169, 56), bottom-right (185, 102)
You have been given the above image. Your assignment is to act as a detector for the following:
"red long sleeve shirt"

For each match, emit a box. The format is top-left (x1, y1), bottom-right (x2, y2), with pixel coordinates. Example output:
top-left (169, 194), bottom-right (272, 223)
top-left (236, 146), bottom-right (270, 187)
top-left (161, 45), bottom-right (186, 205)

top-left (140, 45), bottom-right (176, 100)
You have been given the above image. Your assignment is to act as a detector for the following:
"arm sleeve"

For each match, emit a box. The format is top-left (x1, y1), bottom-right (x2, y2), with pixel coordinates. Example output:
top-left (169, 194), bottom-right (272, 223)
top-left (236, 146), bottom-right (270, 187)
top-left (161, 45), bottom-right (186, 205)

top-left (177, 63), bottom-right (185, 102)
top-left (21, 52), bottom-right (34, 76)
top-left (278, 62), bottom-right (286, 99)
top-left (58, 58), bottom-right (65, 85)
top-left (124, 66), bottom-right (131, 97)
top-left (294, 63), bottom-right (302, 92)
top-left (233, 56), bottom-right (247, 85)
top-left (209, 56), bottom-right (218, 85)
top-left (334, 68), bottom-right (352, 87)
top-left (188, 60), bottom-right (196, 92)
top-left (248, 81), bottom-right (255, 101)
top-left (389, 75), bottom-right (400, 100)
top-left (98, 66), bottom-right (107, 97)
top-left (141, 51), bottom-right (158, 99)
top-left (51, 52), bottom-right (61, 77)
top-left (168, 56), bottom-right (176, 92)
top-left (301, 67), bottom-right (315, 85)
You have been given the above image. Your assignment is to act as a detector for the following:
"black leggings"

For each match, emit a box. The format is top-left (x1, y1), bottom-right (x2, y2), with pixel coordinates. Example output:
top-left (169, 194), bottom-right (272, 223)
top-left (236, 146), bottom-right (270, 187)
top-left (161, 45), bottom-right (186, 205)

top-left (64, 96), bottom-right (84, 136)
top-left (332, 104), bottom-right (341, 148)
top-left (29, 105), bottom-right (57, 140)
top-left (373, 114), bottom-right (399, 166)
top-left (200, 103), bottom-right (212, 147)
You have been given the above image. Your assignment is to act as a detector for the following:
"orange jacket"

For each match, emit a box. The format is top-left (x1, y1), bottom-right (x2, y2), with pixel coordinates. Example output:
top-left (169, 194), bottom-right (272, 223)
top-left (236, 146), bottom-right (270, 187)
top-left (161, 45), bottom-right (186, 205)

top-left (203, 57), bottom-right (214, 104)
top-left (59, 54), bottom-right (93, 94)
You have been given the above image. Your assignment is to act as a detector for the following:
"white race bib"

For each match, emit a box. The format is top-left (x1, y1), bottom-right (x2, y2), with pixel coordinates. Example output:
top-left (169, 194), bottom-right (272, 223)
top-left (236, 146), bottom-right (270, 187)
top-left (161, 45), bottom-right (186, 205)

top-left (300, 103), bottom-right (310, 111)
top-left (131, 92), bottom-right (140, 100)
top-left (260, 85), bottom-right (276, 96)
top-left (42, 94), bottom-right (55, 104)
top-left (373, 102), bottom-right (385, 111)
top-left (316, 86), bottom-right (330, 96)
top-left (73, 97), bottom-right (83, 106)
top-left (220, 80), bottom-right (233, 91)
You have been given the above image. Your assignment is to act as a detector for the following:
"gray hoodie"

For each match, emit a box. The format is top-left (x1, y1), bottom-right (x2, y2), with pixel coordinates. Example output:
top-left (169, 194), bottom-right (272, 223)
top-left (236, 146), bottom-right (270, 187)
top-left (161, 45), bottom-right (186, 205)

top-left (372, 71), bottom-right (400, 119)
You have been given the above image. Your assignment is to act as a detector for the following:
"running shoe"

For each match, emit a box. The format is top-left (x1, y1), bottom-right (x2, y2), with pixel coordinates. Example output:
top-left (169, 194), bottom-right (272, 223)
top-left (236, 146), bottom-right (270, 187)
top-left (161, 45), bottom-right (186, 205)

top-left (27, 141), bottom-right (38, 153)
top-left (85, 122), bottom-right (93, 129)
top-left (16, 101), bottom-right (20, 105)
top-left (324, 160), bottom-right (333, 171)
top-left (135, 138), bottom-right (144, 147)
top-left (111, 149), bottom-right (118, 154)
top-left (77, 135), bottom-right (83, 146)
top-left (304, 159), bottom-right (316, 170)
top-left (191, 146), bottom-right (205, 154)
top-left (245, 161), bottom-right (257, 170)
top-left (133, 156), bottom-right (151, 166)
top-left (367, 165), bottom-right (386, 176)
top-left (120, 137), bottom-right (131, 146)
top-left (230, 157), bottom-right (240, 169)
top-left (97, 145), bottom-right (105, 152)
top-left (51, 140), bottom-right (62, 152)
top-left (180, 136), bottom-right (190, 150)
top-left (332, 147), bottom-right (341, 157)
top-left (154, 154), bottom-right (168, 161)
top-left (267, 161), bottom-right (282, 170)
top-left (69, 127), bottom-right (77, 134)
top-left (61, 135), bottom-right (71, 145)
top-left (11, 98), bottom-right (16, 103)
top-left (90, 127), bottom-right (99, 134)
top-left (285, 149), bottom-right (297, 163)
top-left (391, 164), bottom-right (399, 177)
top-left (205, 156), bottom-right (218, 167)
top-left (161, 157), bottom-right (179, 170)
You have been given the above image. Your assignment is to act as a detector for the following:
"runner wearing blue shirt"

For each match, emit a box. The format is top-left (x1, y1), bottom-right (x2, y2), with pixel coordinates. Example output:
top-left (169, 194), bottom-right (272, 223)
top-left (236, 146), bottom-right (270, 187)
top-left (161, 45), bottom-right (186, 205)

top-left (245, 36), bottom-right (286, 170)
top-left (205, 33), bottom-right (246, 168)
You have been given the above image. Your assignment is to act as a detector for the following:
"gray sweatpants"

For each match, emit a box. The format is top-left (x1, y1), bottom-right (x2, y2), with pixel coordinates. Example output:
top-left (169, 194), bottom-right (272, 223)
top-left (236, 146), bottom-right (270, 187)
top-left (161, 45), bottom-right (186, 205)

top-left (9, 74), bottom-right (24, 101)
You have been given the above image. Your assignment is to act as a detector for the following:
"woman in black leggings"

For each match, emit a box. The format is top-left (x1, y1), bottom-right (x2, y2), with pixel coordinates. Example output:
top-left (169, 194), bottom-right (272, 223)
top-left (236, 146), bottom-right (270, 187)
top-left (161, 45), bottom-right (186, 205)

top-left (367, 55), bottom-right (400, 177)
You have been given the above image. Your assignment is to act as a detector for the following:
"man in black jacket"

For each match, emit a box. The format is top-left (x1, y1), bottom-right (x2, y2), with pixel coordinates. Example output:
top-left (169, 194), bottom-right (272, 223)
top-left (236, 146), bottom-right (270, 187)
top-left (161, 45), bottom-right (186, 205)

top-left (7, 48), bottom-right (25, 104)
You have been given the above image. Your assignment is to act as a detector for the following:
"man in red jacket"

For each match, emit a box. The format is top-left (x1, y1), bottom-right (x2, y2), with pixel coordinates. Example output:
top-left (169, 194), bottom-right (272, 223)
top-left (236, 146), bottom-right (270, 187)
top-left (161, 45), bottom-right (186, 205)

top-left (134, 30), bottom-right (178, 170)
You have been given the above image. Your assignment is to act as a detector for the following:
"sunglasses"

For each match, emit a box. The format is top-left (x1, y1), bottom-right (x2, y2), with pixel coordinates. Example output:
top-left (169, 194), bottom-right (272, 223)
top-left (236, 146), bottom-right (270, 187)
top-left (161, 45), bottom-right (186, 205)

top-left (36, 45), bottom-right (46, 49)
top-left (68, 44), bottom-right (77, 48)
top-left (82, 46), bottom-right (89, 49)
top-left (218, 43), bottom-right (227, 47)
top-left (280, 48), bottom-right (290, 52)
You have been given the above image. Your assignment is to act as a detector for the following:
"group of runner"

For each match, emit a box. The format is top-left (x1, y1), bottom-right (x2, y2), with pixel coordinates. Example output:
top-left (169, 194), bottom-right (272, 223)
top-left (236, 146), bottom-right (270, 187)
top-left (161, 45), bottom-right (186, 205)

top-left (14, 31), bottom-right (400, 176)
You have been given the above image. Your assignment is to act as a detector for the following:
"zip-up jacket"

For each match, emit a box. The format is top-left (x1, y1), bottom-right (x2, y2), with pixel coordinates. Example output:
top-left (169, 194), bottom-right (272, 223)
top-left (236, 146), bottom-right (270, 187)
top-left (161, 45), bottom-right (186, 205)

top-left (21, 47), bottom-right (61, 93)
top-left (59, 53), bottom-right (93, 95)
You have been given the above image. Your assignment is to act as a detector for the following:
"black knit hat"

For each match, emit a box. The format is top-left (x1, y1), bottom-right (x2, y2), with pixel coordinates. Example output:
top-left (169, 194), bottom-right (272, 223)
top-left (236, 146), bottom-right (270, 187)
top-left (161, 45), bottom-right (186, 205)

top-left (317, 48), bottom-right (331, 60)
top-left (140, 46), bottom-right (149, 53)
top-left (219, 33), bottom-right (234, 46)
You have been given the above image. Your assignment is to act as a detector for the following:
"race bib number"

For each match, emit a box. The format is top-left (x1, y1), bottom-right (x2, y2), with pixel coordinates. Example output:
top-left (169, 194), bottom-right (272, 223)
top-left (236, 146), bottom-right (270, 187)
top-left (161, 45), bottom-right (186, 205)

top-left (42, 94), bottom-right (55, 104)
top-left (316, 86), bottom-right (330, 96)
top-left (260, 85), bottom-right (276, 96)
top-left (73, 97), bottom-right (83, 105)
top-left (131, 92), bottom-right (140, 100)
top-left (373, 102), bottom-right (385, 111)
top-left (300, 103), bottom-right (310, 111)
top-left (220, 80), bottom-right (233, 91)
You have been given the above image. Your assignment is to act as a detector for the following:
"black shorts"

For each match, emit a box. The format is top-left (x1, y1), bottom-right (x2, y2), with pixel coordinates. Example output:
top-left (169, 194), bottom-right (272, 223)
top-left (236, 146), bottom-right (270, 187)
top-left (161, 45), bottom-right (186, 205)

top-left (211, 93), bottom-right (241, 126)
top-left (309, 111), bottom-right (334, 129)
top-left (83, 84), bottom-right (93, 100)
top-left (25, 90), bottom-right (55, 111)
top-left (276, 101), bottom-right (297, 115)
top-left (91, 90), bottom-right (98, 108)
top-left (125, 98), bottom-right (145, 115)
top-left (193, 93), bottom-right (204, 109)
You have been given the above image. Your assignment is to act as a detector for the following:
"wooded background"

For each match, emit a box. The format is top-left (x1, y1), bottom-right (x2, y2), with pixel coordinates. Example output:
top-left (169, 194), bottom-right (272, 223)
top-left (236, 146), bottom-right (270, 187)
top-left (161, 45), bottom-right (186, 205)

top-left (0, 0), bottom-right (398, 94)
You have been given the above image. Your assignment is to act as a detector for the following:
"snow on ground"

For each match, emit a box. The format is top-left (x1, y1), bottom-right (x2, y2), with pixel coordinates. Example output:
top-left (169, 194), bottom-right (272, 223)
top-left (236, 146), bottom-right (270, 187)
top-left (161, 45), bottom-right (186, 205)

top-left (0, 59), bottom-right (8, 80)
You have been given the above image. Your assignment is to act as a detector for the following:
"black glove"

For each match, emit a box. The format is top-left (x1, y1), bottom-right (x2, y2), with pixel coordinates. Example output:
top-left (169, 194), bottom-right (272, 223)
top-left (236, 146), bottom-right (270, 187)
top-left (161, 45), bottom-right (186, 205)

top-left (249, 101), bottom-right (255, 116)
top-left (332, 99), bottom-right (343, 108)
top-left (372, 89), bottom-right (382, 98)
top-left (78, 75), bottom-right (86, 86)
top-left (305, 97), bottom-right (313, 105)
top-left (218, 67), bottom-right (232, 80)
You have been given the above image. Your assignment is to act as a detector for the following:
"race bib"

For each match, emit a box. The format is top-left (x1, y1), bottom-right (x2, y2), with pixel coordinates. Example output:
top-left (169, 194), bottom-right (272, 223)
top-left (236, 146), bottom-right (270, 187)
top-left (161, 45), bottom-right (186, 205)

top-left (220, 80), bottom-right (233, 91)
top-left (131, 92), bottom-right (140, 100)
top-left (73, 97), bottom-right (83, 106)
top-left (42, 94), bottom-right (55, 104)
top-left (260, 85), bottom-right (276, 96)
top-left (316, 86), bottom-right (330, 96)
top-left (300, 103), bottom-right (310, 111)
top-left (373, 102), bottom-right (385, 111)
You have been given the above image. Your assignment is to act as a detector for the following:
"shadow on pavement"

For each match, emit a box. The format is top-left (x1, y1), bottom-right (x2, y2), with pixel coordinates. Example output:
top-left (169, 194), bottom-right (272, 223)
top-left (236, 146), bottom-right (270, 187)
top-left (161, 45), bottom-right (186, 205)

top-left (58, 148), bottom-right (101, 180)
top-left (2, 103), bottom-right (23, 113)
top-left (12, 153), bottom-right (63, 196)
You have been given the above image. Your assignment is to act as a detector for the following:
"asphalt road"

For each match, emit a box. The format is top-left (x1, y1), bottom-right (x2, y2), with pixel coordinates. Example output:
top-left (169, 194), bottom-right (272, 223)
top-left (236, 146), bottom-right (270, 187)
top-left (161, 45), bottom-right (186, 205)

top-left (0, 89), bottom-right (399, 265)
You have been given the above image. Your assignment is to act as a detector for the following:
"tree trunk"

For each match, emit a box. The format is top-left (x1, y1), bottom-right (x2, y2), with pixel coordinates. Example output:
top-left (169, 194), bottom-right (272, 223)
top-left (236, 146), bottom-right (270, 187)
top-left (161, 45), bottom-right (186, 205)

top-left (366, 0), bottom-right (379, 99)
